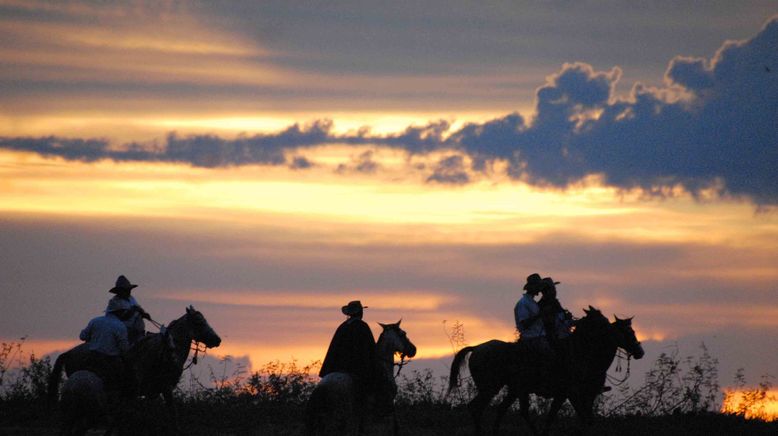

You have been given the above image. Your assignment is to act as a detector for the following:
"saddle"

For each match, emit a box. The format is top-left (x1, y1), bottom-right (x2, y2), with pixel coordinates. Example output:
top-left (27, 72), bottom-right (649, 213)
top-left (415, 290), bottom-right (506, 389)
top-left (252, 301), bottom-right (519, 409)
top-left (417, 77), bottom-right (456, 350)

top-left (510, 338), bottom-right (567, 388)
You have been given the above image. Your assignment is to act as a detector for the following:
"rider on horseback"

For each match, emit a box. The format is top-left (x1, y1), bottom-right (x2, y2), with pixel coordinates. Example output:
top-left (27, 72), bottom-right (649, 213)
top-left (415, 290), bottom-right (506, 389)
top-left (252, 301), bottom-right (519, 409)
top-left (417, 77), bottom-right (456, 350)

top-left (537, 277), bottom-right (574, 345)
top-left (514, 274), bottom-right (574, 372)
top-left (319, 300), bottom-right (377, 403)
top-left (514, 273), bottom-right (546, 345)
top-left (79, 297), bottom-right (133, 395)
top-left (106, 275), bottom-right (152, 345)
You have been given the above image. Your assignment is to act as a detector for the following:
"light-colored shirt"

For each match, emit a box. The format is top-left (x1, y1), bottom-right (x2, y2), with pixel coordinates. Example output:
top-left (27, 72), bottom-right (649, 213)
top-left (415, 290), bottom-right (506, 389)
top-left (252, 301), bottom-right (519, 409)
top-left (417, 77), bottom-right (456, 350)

top-left (79, 313), bottom-right (129, 356)
top-left (107, 295), bottom-right (145, 343)
top-left (514, 294), bottom-right (544, 339)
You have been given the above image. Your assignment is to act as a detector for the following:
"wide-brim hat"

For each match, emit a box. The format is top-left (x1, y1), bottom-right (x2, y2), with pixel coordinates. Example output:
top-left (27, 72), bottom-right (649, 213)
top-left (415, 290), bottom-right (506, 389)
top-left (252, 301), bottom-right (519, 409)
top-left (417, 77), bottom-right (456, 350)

top-left (342, 300), bottom-right (367, 316)
top-left (109, 275), bottom-right (138, 295)
top-left (540, 277), bottom-right (561, 294)
top-left (523, 273), bottom-right (543, 291)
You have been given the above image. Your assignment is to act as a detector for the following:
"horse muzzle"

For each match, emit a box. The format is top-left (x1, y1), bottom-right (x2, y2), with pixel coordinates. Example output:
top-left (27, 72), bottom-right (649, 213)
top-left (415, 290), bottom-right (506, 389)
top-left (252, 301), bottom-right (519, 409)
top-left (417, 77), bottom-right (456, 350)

top-left (204, 333), bottom-right (222, 348)
top-left (631, 343), bottom-right (645, 359)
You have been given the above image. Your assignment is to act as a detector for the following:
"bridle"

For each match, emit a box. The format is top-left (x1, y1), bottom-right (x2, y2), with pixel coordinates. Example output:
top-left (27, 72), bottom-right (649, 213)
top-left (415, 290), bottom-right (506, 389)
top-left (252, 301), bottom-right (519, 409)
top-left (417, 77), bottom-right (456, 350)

top-left (377, 329), bottom-right (414, 379)
top-left (573, 315), bottom-right (637, 386)
top-left (606, 348), bottom-right (632, 386)
top-left (159, 313), bottom-right (208, 371)
top-left (605, 323), bottom-right (641, 387)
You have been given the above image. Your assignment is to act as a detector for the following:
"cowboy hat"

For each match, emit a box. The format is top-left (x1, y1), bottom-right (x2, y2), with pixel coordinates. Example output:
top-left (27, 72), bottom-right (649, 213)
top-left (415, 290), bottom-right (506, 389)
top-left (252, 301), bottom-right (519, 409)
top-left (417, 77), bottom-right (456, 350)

top-left (342, 300), bottom-right (368, 316)
top-left (109, 275), bottom-right (138, 295)
top-left (523, 273), bottom-right (544, 291)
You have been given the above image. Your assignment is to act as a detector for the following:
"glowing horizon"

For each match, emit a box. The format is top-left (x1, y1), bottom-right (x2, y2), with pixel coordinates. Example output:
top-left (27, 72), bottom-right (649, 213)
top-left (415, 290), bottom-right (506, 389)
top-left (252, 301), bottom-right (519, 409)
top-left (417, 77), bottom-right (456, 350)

top-left (1, 2), bottom-right (776, 416)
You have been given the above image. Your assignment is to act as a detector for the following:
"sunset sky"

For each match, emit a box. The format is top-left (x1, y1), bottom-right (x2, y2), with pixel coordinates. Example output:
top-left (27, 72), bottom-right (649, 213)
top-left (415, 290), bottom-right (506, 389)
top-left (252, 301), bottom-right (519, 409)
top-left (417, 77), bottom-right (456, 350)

top-left (1, 0), bottom-right (777, 393)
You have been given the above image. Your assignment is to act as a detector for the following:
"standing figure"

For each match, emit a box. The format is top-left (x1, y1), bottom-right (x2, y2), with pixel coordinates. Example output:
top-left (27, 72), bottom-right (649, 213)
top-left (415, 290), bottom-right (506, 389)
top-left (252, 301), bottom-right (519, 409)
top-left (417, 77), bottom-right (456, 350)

top-left (319, 300), bottom-right (377, 402)
top-left (106, 275), bottom-right (151, 345)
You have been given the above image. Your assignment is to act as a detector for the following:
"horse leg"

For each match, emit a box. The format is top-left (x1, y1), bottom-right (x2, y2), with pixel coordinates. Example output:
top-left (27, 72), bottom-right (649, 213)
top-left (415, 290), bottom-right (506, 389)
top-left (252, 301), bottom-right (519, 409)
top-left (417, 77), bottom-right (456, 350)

top-left (569, 394), bottom-right (595, 436)
top-left (516, 392), bottom-right (540, 435)
top-left (540, 397), bottom-right (565, 436)
top-left (492, 388), bottom-right (517, 435)
top-left (468, 387), bottom-right (497, 436)
top-left (163, 389), bottom-right (181, 435)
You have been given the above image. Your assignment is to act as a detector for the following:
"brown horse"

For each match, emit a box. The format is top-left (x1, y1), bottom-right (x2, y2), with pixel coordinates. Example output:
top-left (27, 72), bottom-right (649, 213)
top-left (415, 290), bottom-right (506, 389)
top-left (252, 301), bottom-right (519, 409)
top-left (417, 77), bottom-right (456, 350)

top-left (50, 305), bottom-right (221, 435)
top-left (448, 306), bottom-right (644, 435)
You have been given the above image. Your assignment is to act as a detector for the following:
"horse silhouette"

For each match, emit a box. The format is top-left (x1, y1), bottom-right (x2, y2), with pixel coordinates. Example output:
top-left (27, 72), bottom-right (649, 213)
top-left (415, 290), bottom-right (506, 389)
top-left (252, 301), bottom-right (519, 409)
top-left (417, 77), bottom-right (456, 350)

top-left (50, 305), bottom-right (221, 435)
top-left (449, 306), bottom-right (644, 435)
top-left (306, 320), bottom-right (417, 436)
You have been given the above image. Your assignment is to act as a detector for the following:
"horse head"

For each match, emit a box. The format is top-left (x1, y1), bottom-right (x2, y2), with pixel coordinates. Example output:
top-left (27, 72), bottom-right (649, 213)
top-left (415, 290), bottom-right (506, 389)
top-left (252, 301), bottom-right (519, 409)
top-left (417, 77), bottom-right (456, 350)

top-left (184, 305), bottom-right (222, 348)
top-left (378, 320), bottom-right (417, 359)
top-left (611, 316), bottom-right (644, 359)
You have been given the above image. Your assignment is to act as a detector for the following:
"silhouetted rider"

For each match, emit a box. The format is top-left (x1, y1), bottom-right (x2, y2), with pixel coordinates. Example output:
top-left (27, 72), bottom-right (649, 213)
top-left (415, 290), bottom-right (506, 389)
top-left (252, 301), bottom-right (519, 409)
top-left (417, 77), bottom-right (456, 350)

top-left (319, 300), bottom-right (377, 398)
top-left (537, 277), bottom-right (574, 344)
top-left (79, 297), bottom-right (131, 394)
top-left (106, 275), bottom-right (151, 345)
top-left (515, 273), bottom-right (546, 342)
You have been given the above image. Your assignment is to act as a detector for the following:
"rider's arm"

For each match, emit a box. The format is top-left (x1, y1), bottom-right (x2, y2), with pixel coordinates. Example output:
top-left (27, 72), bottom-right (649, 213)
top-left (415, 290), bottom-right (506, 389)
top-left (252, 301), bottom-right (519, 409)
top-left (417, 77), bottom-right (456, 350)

top-left (79, 320), bottom-right (93, 342)
top-left (135, 305), bottom-right (151, 320)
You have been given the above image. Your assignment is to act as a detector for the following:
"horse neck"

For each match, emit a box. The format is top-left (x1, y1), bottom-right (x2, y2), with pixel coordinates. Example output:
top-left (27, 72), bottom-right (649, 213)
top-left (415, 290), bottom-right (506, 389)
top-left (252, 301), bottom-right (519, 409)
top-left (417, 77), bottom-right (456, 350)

top-left (168, 317), bottom-right (195, 365)
top-left (572, 322), bottom-right (619, 373)
top-left (375, 334), bottom-right (396, 380)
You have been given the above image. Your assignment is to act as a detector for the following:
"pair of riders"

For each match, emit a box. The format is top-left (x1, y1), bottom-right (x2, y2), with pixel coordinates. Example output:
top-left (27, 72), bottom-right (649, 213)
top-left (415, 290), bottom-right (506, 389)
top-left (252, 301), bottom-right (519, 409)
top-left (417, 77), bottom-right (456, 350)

top-left (514, 273), bottom-right (614, 393)
top-left (79, 275), bottom-right (152, 397)
top-left (514, 273), bottom-right (574, 365)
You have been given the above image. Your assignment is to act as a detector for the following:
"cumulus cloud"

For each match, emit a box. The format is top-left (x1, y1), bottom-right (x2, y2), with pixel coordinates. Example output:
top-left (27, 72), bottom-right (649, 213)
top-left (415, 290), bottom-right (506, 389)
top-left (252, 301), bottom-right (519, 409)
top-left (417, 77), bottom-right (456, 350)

top-left (1, 17), bottom-right (776, 203)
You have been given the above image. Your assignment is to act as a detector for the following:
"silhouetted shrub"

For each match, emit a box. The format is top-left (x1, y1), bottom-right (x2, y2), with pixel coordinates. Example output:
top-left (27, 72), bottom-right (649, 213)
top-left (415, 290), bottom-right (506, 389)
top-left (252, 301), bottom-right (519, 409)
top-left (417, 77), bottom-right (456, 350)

top-left (605, 343), bottom-right (720, 416)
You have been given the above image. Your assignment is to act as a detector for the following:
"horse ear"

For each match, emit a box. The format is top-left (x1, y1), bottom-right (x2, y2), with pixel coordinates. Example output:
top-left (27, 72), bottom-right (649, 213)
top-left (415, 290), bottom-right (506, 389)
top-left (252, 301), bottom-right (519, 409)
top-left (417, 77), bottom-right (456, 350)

top-left (186, 305), bottom-right (193, 314)
top-left (614, 314), bottom-right (621, 322)
top-left (397, 319), bottom-right (402, 326)
top-left (378, 322), bottom-right (388, 329)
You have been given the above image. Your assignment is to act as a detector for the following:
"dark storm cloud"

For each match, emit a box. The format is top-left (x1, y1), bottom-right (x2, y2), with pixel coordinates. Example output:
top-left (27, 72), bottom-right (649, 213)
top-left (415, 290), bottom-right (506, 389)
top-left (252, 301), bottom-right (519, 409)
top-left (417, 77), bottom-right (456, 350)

top-left (2, 17), bottom-right (777, 203)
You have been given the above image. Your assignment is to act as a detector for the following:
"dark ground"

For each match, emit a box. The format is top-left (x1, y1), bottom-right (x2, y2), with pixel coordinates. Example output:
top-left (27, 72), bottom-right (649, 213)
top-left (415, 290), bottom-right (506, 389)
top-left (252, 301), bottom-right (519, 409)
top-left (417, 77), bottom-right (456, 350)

top-left (2, 400), bottom-right (777, 436)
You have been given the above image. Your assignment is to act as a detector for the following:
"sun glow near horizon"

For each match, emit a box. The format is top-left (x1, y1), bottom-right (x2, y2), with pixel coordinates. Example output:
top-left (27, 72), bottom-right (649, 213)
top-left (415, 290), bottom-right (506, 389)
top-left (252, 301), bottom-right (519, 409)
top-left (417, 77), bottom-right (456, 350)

top-left (1, 149), bottom-right (771, 247)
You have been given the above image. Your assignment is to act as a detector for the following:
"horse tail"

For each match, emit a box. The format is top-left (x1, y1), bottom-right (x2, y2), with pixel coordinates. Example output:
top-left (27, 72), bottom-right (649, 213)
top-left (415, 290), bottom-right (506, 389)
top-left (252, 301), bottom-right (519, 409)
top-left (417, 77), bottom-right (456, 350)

top-left (47, 351), bottom-right (68, 405)
top-left (447, 345), bottom-right (476, 396)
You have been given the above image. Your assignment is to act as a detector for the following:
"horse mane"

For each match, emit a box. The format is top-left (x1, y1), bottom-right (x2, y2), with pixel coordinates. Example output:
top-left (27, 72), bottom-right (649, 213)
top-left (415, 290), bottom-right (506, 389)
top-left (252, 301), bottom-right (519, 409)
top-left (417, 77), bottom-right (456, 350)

top-left (573, 307), bottom-right (610, 335)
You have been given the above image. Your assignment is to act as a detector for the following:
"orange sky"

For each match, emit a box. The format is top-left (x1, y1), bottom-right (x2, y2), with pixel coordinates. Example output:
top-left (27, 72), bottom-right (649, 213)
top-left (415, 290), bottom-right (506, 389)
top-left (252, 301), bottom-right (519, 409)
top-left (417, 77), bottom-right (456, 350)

top-left (1, 148), bottom-right (776, 377)
top-left (1, 1), bottom-right (777, 402)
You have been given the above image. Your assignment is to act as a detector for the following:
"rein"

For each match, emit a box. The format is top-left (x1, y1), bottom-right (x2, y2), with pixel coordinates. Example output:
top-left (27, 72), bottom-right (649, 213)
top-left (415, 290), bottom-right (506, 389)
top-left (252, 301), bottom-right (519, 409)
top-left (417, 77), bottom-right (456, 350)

top-left (377, 331), bottom-right (413, 379)
top-left (156, 316), bottom-right (205, 371)
top-left (146, 317), bottom-right (164, 330)
top-left (183, 341), bottom-right (205, 370)
top-left (394, 354), bottom-right (410, 379)
top-left (606, 348), bottom-right (632, 386)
